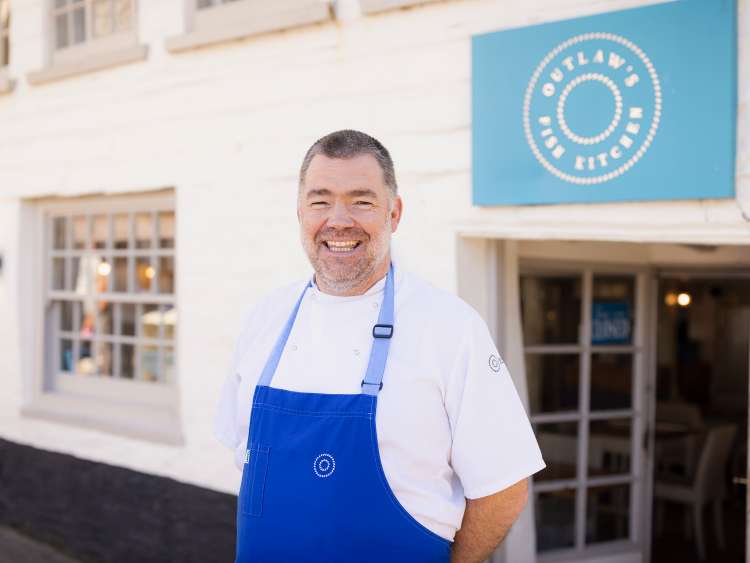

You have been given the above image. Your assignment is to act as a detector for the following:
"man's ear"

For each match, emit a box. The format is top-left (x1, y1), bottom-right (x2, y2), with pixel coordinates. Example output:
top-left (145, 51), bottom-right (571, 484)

top-left (390, 196), bottom-right (403, 233)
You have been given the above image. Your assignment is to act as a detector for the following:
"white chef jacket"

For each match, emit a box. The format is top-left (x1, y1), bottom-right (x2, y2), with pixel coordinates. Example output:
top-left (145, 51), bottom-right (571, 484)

top-left (214, 265), bottom-right (545, 541)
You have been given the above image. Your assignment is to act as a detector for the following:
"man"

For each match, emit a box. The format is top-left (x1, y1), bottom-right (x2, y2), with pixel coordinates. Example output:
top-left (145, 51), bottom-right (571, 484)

top-left (214, 130), bottom-right (544, 562)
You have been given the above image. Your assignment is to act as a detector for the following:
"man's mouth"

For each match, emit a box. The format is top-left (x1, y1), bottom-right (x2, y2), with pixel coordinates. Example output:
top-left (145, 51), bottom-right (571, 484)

top-left (323, 240), bottom-right (362, 253)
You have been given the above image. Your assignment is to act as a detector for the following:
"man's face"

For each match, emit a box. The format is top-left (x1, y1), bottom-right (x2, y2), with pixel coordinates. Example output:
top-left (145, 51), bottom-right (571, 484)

top-left (298, 153), bottom-right (402, 296)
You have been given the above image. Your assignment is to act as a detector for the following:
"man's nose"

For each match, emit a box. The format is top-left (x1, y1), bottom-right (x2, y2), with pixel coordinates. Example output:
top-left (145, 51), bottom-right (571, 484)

top-left (327, 201), bottom-right (355, 228)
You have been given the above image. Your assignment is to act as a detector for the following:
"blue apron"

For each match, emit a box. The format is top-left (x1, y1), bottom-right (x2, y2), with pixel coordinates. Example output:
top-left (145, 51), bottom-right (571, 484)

top-left (235, 265), bottom-right (452, 562)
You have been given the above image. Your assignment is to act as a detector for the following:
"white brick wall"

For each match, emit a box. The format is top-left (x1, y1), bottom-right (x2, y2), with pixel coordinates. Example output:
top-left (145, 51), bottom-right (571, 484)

top-left (0, 0), bottom-right (747, 504)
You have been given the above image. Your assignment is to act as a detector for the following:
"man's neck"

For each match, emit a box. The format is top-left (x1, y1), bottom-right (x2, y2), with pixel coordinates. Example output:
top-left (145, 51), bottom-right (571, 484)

top-left (315, 257), bottom-right (391, 297)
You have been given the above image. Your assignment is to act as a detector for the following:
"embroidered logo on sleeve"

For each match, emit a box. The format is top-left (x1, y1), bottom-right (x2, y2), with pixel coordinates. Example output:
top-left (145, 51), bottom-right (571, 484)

top-left (488, 354), bottom-right (504, 373)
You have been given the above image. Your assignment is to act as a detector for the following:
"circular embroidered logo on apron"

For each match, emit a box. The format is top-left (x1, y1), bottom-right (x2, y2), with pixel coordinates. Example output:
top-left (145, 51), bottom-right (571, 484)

top-left (313, 453), bottom-right (336, 478)
top-left (488, 355), bottom-right (503, 372)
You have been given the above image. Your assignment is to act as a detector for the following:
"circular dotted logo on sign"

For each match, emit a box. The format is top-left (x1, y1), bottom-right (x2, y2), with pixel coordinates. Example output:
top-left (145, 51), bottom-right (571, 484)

top-left (313, 453), bottom-right (336, 478)
top-left (523, 33), bottom-right (662, 185)
top-left (488, 355), bottom-right (503, 373)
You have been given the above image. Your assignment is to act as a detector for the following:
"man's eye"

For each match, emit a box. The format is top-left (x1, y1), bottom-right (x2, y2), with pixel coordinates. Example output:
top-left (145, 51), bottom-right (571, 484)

top-left (355, 201), bottom-right (374, 207)
top-left (310, 201), bottom-right (328, 208)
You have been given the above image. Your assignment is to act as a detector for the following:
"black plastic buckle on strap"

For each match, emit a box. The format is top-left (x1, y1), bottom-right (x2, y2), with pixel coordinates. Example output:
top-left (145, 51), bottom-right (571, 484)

top-left (372, 324), bottom-right (394, 339)
top-left (361, 380), bottom-right (384, 391)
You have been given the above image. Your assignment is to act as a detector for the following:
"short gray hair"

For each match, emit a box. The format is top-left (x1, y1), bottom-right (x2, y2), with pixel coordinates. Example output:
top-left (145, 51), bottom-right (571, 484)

top-left (299, 130), bottom-right (398, 197)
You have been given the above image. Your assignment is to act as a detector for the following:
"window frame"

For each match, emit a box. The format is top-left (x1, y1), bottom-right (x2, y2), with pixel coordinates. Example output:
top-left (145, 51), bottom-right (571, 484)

top-left (27, 0), bottom-right (147, 86)
top-left (166, 0), bottom-right (332, 53)
top-left (0, 0), bottom-right (12, 94)
top-left (359, 0), bottom-right (445, 15)
top-left (22, 191), bottom-right (183, 445)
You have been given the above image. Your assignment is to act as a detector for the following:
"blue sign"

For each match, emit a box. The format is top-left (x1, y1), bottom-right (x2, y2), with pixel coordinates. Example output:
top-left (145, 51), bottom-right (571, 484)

top-left (591, 302), bottom-right (631, 345)
top-left (472, 1), bottom-right (737, 205)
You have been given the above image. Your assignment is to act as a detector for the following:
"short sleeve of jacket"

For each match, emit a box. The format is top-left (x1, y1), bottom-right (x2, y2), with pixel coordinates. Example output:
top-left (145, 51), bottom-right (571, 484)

top-left (213, 306), bottom-right (256, 451)
top-left (447, 313), bottom-right (545, 499)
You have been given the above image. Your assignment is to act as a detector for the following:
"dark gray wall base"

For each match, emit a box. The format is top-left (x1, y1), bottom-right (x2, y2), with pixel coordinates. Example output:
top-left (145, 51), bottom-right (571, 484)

top-left (0, 438), bottom-right (236, 563)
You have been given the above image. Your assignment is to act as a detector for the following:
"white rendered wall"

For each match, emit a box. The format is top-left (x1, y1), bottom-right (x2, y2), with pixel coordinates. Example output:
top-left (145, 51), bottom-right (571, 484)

top-left (0, 0), bottom-right (748, 504)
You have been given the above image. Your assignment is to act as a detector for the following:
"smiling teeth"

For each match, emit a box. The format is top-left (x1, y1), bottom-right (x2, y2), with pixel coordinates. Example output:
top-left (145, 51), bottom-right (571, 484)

top-left (326, 241), bottom-right (359, 252)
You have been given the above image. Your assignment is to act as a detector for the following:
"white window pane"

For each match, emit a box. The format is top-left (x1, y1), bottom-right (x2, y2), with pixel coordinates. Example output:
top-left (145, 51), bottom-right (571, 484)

top-left (71, 256), bottom-right (82, 291)
top-left (113, 213), bottom-right (129, 249)
top-left (136, 256), bottom-right (153, 292)
top-left (60, 301), bottom-right (74, 332)
top-left (158, 256), bottom-right (174, 294)
top-left (53, 216), bottom-right (67, 249)
top-left (140, 345), bottom-right (159, 381)
top-left (141, 304), bottom-right (159, 338)
top-left (536, 491), bottom-right (576, 553)
top-left (72, 215), bottom-right (87, 250)
top-left (162, 306), bottom-right (175, 340)
top-left (158, 211), bottom-right (174, 249)
top-left (72, 7), bottom-right (86, 44)
top-left (92, 215), bottom-right (108, 249)
top-left (55, 14), bottom-right (69, 49)
top-left (96, 341), bottom-right (113, 376)
top-left (120, 343), bottom-right (135, 378)
top-left (92, 0), bottom-right (114, 37)
top-left (0, 0), bottom-right (8, 68)
top-left (134, 213), bottom-right (152, 249)
top-left (113, 257), bottom-right (128, 292)
top-left (120, 303), bottom-right (136, 336)
top-left (76, 339), bottom-right (95, 375)
top-left (52, 258), bottom-right (66, 290)
top-left (586, 484), bottom-right (630, 545)
top-left (164, 346), bottom-right (175, 383)
top-left (96, 300), bottom-right (114, 335)
top-left (533, 422), bottom-right (578, 482)
top-left (588, 419), bottom-right (631, 477)
top-left (115, 0), bottom-right (133, 31)
top-left (95, 257), bottom-right (112, 294)
top-left (60, 339), bottom-right (73, 372)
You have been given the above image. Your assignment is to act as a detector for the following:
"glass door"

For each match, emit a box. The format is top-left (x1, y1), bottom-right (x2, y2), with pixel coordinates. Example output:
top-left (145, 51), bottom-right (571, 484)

top-left (521, 266), bottom-right (648, 561)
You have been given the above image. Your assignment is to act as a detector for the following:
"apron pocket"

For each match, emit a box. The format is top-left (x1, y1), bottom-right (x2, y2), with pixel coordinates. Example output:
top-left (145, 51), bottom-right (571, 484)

top-left (240, 444), bottom-right (270, 517)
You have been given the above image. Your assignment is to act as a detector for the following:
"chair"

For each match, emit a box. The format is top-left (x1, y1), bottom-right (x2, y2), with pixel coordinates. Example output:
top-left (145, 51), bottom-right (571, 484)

top-left (655, 401), bottom-right (704, 477)
top-left (654, 424), bottom-right (737, 560)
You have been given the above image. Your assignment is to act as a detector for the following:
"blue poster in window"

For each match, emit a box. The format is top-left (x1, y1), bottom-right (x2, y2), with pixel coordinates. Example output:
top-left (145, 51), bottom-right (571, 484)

top-left (592, 302), bottom-right (631, 345)
top-left (472, 0), bottom-right (737, 205)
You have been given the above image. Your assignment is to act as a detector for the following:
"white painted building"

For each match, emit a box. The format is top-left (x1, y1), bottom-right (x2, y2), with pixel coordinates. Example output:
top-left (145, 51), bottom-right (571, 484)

top-left (0, 1), bottom-right (747, 562)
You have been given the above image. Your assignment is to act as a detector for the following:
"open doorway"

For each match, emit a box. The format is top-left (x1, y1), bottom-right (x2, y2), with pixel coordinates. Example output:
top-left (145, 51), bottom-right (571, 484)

top-left (651, 275), bottom-right (749, 563)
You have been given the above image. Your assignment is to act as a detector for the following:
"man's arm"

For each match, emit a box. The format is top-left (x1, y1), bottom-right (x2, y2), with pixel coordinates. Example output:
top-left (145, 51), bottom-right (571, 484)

top-left (451, 478), bottom-right (529, 563)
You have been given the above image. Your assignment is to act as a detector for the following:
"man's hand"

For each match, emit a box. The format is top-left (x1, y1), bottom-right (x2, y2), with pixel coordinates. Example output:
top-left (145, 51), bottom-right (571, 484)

top-left (451, 478), bottom-right (529, 563)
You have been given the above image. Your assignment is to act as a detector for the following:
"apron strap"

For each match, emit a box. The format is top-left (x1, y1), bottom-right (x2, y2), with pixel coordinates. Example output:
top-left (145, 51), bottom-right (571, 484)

top-left (257, 264), bottom-right (395, 397)
top-left (361, 263), bottom-right (394, 397)
top-left (257, 280), bottom-right (312, 388)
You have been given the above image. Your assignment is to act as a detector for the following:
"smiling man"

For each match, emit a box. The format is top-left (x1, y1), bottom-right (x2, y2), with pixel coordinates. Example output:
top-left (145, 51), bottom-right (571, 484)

top-left (215, 130), bottom-right (545, 562)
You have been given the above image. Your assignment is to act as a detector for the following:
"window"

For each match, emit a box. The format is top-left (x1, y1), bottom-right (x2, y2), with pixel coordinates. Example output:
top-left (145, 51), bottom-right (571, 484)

top-left (27, 0), bottom-right (146, 85)
top-left (53, 0), bottom-right (134, 50)
top-left (48, 205), bottom-right (175, 383)
top-left (0, 0), bottom-right (11, 94)
top-left (360, 0), bottom-right (444, 15)
top-left (521, 268), bottom-right (647, 558)
top-left (196, 0), bottom-right (242, 9)
top-left (26, 193), bottom-right (181, 444)
top-left (0, 0), bottom-right (9, 67)
top-left (166, 0), bottom-right (332, 53)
